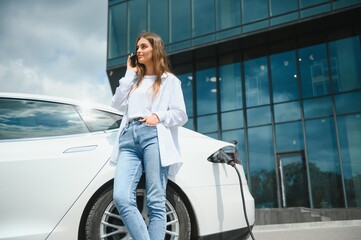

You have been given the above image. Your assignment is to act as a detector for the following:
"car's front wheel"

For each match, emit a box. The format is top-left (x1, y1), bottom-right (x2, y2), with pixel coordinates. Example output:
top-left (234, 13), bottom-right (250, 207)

top-left (84, 184), bottom-right (192, 240)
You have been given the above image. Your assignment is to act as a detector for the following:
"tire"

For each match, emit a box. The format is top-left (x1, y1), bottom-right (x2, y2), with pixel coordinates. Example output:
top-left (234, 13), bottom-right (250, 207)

top-left (84, 184), bottom-right (192, 240)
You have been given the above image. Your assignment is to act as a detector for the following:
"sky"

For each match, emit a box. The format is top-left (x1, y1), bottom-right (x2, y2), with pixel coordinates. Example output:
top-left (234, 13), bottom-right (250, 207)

top-left (0, 0), bottom-right (113, 105)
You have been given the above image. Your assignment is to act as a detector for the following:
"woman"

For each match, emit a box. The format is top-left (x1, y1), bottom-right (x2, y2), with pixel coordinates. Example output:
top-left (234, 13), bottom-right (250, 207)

top-left (109, 32), bottom-right (188, 240)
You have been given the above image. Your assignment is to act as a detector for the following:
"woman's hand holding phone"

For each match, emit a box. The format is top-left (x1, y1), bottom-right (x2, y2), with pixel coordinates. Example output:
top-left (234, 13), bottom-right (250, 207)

top-left (127, 53), bottom-right (137, 72)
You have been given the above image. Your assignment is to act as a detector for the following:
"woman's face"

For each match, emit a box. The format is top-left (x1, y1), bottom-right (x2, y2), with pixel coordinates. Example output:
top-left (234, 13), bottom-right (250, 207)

top-left (136, 37), bottom-right (153, 66)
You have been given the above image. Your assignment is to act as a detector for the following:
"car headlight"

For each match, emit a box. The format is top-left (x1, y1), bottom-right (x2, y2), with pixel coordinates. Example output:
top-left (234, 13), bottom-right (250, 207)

top-left (207, 145), bottom-right (240, 165)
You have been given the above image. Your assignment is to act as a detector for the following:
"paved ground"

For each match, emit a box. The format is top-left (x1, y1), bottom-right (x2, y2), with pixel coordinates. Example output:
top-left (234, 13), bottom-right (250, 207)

top-left (250, 220), bottom-right (361, 240)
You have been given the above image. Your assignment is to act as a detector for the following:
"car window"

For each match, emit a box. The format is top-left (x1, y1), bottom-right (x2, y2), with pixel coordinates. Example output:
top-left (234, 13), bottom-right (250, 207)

top-left (0, 98), bottom-right (89, 140)
top-left (76, 107), bottom-right (122, 132)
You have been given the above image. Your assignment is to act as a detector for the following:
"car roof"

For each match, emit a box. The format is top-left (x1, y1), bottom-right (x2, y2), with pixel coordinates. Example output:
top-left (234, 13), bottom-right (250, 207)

top-left (0, 92), bottom-right (121, 114)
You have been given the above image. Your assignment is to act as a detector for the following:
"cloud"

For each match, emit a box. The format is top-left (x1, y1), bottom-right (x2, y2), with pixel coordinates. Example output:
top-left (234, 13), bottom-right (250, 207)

top-left (0, 0), bottom-right (112, 105)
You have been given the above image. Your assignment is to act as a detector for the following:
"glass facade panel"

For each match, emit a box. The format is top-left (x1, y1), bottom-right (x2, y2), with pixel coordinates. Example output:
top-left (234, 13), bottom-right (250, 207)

top-left (245, 57), bottom-right (270, 107)
top-left (184, 117), bottom-right (195, 130)
top-left (247, 106), bottom-right (271, 127)
top-left (274, 101), bottom-right (301, 123)
top-left (305, 118), bottom-right (343, 208)
top-left (178, 70), bottom-right (194, 117)
top-left (220, 61), bottom-right (242, 111)
top-left (335, 91), bottom-right (361, 115)
top-left (276, 122), bottom-right (304, 152)
top-left (192, 0), bottom-right (215, 36)
top-left (271, 50), bottom-right (299, 102)
top-left (248, 125), bottom-right (277, 208)
top-left (197, 114), bottom-right (218, 134)
top-left (108, 4), bottom-right (127, 58)
top-left (300, 0), bottom-right (329, 8)
top-left (128, 0), bottom-right (147, 51)
top-left (328, 36), bottom-right (361, 93)
top-left (270, 0), bottom-right (298, 16)
top-left (242, 0), bottom-right (269, 24)
top-left (196, 60), bottom-right (217, 115)
top-left (303, 96), bottom-right (333, 119)
top-left (170, 0), bottom-right (191, 43)
top-left (337, 114), bottom-right (361, 207)
top-left (221, 110), bottom-right (243, 130)
top-left (149, 0), bottom-right (169, 44)
top-left (217, 0), bottom-right (241, 30)
top-left (299, 43), bottom-right (330, 98)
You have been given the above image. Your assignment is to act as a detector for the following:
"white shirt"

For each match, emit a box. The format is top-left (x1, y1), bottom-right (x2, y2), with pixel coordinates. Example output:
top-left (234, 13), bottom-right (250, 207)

top-left (127, 75), bottom-right (156, 120)
top-left (110, 70), bottom-right (188, 175)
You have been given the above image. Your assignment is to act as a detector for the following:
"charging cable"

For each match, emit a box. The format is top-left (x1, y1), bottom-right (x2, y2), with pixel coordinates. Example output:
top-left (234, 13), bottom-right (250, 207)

top-left (228, 160), bottom-right (256, 240)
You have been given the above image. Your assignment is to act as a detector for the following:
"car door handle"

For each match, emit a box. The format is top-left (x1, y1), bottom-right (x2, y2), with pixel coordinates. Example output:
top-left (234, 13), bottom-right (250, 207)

top-left (63, 145), bottom-right (98, 153)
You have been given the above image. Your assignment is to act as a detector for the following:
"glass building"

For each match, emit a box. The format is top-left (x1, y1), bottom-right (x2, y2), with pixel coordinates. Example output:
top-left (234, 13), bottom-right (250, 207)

top-left (106, 0), bottom-right (361, 211)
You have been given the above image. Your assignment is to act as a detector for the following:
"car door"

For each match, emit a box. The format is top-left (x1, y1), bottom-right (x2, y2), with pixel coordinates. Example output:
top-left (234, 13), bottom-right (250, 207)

top-left (0, 98), bottom-right (118, 239)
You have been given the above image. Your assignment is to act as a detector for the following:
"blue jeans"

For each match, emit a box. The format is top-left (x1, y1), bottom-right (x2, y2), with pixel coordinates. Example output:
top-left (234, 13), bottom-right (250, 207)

top-left (113, 121), bottom-right (168, 240)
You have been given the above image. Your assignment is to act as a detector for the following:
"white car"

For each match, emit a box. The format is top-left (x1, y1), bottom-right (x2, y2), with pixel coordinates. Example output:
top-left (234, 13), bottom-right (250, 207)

top-left (0, 92), bottom-right (255, 240)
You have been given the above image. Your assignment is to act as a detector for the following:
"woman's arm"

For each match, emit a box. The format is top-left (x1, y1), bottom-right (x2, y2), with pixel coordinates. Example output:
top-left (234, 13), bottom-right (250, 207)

top-left (111, 70), bottom-right (137, 114)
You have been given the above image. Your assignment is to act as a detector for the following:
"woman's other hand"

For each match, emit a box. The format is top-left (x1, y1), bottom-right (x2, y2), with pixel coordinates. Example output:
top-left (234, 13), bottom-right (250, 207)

top-left (139, 114), bottom-right (160, 126)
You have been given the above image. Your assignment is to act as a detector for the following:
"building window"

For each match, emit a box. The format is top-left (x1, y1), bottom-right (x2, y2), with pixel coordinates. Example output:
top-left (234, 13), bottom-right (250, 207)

top-left (305, 117), bottom-right (343, 208)
top-left (249, 125), bottom-right (277, 208)
top-left (299, 43), bottom-right (330, 98)
top-left (244, 56), bottom-right (270, 107)
top-left (337, 114), bottom-right (361, 207)
top-left (196, 59), bottom-right (217, 115)
top-left (192, 0), bottom-right (215, 37)
top-left (271, 50), bottom-right (299, 103)
top-left (328, 36), bottom-right (361, 93)
top-left (242, 0), bottom-right (269, 24)
top-left (108, 3), bottom-right (127, 59)
top-left (169, 0), bottom-right (191, 43)
top-left (216, 0), bottom-right (241, 30)
top-left (149, 0), bottom-right (169, 44)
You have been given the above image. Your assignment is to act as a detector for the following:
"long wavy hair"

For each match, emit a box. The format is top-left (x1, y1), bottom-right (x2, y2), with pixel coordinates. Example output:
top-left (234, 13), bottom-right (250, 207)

top-left (133, 32), bottom-right (170, 97)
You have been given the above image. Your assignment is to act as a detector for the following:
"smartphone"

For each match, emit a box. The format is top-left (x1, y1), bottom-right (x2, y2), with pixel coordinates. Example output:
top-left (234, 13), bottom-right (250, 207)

top-left (130, 52), bottom-right (137, 67)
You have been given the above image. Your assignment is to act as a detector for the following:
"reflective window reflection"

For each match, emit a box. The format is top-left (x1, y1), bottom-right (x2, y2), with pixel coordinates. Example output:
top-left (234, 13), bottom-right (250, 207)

top-left (270, 0), bottom-right (298, 16)
top-left (275, 122), bottom-right (304, 152)
top-left (271, 50), bottom-right (299, 103)
top-left (178, 70), bottom-right (194, 117)
top-left (303, 96), bottom-right (333, 119)
top-left (149, 0), bottom-right (169, 44)
top-left (221, 110), bottom-right (243, 130)
top-left (108, 4), bottom-right (127, 58)
top-left (337, 114), bottom-right (361, 207)
top-left (247, 106), bottom-right (271, 127)
top-left (299, 43), bottom-right (329, 98)
top-left (242, 0), bottom-right (269, 23)
top-left (196, 60), bottom-right (217, 115)
top-left (76, 107), bottom-right (122, 132)
top-left (245, 57), bottom-right (270, 107)
top-left (197, 114), bottom-right (217, 134)
top-left (220, 60), bottom-right (242, 111)
top-left (217, 0), bottom-right (241, 30)
top-left (274, 101), bottom-right (301, 122)
top-left (248, 126), bottom-right (277, 208)
top-left (300, 0), bottom-right (329, 8)
top-left (170, 0), bottom-right (191, 43)
top-left (192, 0), bottom-right (215, 36)
top-left (328, 36), bottom-right (361, 93)
top-left (335, 91), bottom-right (361, 114)
top-left (128, 0), bottom-right (147, 51)
top-left (305, 118), bottom-right (343, 207)
top-left (0, 99), bottom-right (88, 140)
